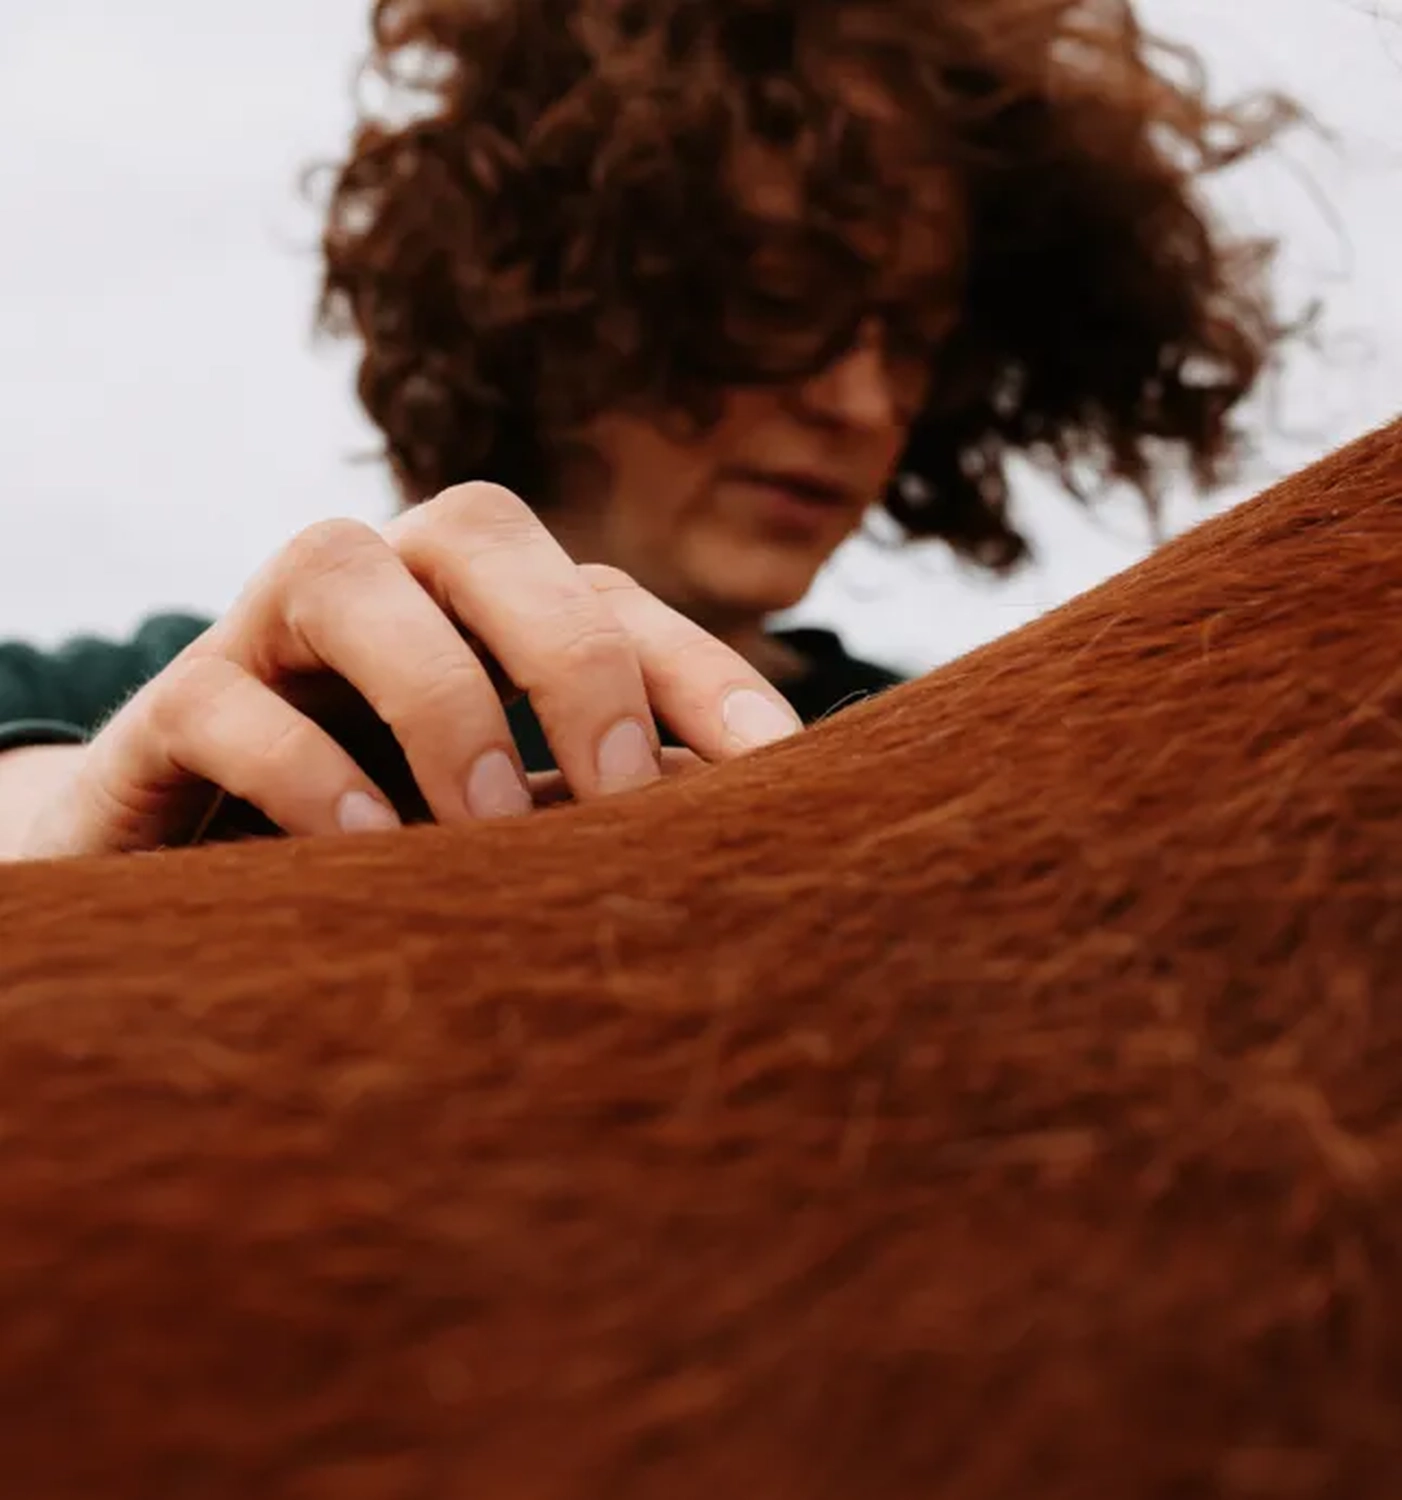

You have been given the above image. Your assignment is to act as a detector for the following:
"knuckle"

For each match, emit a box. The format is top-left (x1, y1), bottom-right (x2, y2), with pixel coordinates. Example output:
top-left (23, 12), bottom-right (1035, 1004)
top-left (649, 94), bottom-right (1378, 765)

top-left (418, 481), bottom-right (538, 545)
top-left (278, 518), bottom-right (383, 587)
top-left (432, 480), bottom-right (531, 521)
top-left (579, 562), bottom-right (640, 595)
top-left (667, 627), bottom-right (737, 676)
top-left (545, 609), bottom-right (636, 681)
top-left (389, 483), bottom-right (543, 573)
top-left (272, 521), bottom-right (393, 642)
top-left (247, 711), bottom-right (323, 782)
top-left (77, 767), bottom-right (169, 847)
top-left (379, 647), bottom-right (489, 726)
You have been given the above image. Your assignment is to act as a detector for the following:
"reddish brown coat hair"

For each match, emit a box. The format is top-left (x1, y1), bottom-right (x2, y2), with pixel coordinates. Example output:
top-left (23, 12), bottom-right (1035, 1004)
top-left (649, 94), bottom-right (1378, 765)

top-left (0, 417), bottom-right (1398, 1497)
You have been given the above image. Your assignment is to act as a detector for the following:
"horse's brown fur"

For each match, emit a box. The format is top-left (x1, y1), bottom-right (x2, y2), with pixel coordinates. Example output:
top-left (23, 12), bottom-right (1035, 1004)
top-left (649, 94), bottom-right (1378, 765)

top-left (0, 419), bottom-right (1399, 1498)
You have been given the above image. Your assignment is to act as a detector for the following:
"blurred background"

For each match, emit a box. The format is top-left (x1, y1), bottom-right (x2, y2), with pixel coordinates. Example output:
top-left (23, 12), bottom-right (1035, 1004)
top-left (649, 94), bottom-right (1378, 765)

top-left (1, 0), bottom-right (1399, 672)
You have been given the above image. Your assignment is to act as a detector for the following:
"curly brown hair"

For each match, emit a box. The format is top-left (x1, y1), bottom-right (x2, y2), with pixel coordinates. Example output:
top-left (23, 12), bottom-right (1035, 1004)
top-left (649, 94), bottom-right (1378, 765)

top-left (316, 0), bottom-right (1303, 571)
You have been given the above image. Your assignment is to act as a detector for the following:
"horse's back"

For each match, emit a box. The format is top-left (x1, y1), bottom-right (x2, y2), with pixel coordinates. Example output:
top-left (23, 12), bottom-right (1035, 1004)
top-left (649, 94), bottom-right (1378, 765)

top-left (0, 418), bottom-right (1398, 1498)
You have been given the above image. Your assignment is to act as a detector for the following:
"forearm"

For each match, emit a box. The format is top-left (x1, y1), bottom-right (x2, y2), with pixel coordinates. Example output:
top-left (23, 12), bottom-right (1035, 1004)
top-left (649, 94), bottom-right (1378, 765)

top-left (0, 745), bottom-right (86, 861)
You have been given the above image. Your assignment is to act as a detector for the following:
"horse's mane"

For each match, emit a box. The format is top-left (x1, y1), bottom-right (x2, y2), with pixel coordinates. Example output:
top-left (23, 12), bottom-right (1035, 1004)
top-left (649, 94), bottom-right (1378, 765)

top-left (0, 417), bottom-right (1398, 1498)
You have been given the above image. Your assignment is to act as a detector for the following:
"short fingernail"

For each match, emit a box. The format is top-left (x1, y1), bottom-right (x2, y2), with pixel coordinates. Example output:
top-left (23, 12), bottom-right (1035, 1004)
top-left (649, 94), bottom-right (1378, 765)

top-left (336, 790), bottom-right (402, 834)
top-left (722, 689), bottom-right (802, 750)
top-left (466, 748), bottom-right (533, 819)
top-left (596, 717), bottom-right (660, 793)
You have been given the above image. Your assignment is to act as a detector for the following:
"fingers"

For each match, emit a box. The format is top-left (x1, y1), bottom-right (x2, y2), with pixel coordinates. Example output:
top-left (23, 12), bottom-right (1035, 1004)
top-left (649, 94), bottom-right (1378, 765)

top-left (524, 746), bottom-right (703, 808)
top-left (38, 479), bottom-right (808, 860)
top-left (577, 565), bottom-right (802, 760)
top-left (388, 484), bottom-right (801, 801)
top-left (387, 485), bottom-right (666, 803)
top-left (218, 517), bottom-right (534, 827)
top-left (37, 654), bottom-right (401, 857)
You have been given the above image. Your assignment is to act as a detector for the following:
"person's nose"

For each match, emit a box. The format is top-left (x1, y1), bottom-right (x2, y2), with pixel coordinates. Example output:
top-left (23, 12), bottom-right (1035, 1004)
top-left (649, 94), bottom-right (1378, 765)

top-left (791, 320), bottom-right (900, 431)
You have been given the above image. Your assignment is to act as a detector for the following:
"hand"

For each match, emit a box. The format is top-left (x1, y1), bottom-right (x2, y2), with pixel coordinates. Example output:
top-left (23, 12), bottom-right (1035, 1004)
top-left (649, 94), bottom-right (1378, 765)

top-left (21, 482), bottom-right (803, 858)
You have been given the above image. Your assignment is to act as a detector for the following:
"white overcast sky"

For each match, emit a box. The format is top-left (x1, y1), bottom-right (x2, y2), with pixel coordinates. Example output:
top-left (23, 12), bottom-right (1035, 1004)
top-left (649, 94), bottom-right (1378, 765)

top-left (1, 0), bottom-right (1399, 671)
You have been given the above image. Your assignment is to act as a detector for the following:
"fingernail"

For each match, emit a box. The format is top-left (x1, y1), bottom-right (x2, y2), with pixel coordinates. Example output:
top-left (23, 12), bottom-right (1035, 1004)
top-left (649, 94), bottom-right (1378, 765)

top-left (722, 689), bottom-right (802, 751)
top-left (466, 748), bottom-right (533, 819)
top-left (596, 717), bottom-right (660, 793)
top-left (336, 790), bottom-right (401, 834)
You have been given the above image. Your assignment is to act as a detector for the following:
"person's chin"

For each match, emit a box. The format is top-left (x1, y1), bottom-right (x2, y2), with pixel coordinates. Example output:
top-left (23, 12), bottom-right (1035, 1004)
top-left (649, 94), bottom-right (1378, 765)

top-left (687, 524), bottom-right (844, 615)
top-left (708, 560), bottom-right (823, 619)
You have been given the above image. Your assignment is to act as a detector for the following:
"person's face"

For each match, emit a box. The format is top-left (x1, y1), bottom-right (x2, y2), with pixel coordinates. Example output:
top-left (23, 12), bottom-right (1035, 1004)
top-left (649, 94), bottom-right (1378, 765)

top-left (552, 77), bottom-right (958, 629)
top-left (558, 332), bottom-right (934, 624)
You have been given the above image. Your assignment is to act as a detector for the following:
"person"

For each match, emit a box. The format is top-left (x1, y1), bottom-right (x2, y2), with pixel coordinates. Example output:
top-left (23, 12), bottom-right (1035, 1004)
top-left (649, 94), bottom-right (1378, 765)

top-left (0, 0), bottom-right (1300, 861)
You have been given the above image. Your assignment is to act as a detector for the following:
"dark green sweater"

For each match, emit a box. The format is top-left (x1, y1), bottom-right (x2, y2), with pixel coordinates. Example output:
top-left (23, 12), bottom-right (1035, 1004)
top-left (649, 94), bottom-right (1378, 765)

top-left (0, 613), bottom-right (904, 775)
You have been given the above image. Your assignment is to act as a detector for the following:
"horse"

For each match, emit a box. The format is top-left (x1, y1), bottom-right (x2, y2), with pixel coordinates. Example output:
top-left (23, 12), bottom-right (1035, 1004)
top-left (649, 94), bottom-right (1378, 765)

top-left (0, 415), bottom-right (1397, 1498)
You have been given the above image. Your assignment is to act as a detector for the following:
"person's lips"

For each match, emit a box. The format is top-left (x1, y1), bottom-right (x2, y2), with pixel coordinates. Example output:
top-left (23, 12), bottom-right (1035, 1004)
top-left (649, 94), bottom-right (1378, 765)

top-left (724, 466), bottom-right (858, 510)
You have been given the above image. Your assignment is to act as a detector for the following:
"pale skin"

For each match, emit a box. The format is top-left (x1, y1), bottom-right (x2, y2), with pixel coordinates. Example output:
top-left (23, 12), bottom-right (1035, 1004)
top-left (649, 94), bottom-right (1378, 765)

top-left (0, 310), bottom-right (927, 863)
top-left (0, 57), bottom-right (950, 866)
top-left (0, 52), bottom-right (954, 862)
